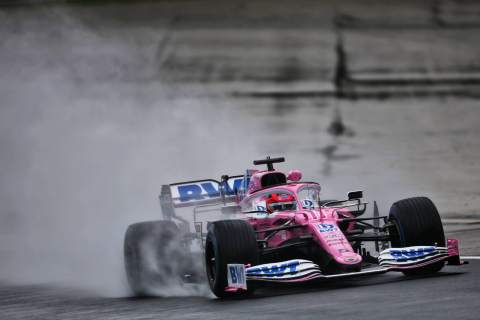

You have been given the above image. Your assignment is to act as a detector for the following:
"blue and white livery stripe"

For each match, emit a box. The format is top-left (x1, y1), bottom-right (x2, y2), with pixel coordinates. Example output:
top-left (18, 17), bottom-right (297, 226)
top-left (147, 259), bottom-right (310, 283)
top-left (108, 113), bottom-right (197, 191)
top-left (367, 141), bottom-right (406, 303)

top-left (246, 260), bottom-right (319, 277)
top-left (246, 260), bottom-right (322, 281)
top-left (378, 246), bottom-right (448, 266)
top-left (170, 177), bottom-right (247, 206)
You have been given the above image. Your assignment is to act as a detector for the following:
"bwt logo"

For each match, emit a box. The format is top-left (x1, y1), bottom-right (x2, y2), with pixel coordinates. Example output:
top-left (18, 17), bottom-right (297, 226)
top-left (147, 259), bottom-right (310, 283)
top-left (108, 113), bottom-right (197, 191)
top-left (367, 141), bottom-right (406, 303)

top-left (390, 247), bottom-right (435, 259)
top-left (247, 261), bottom-right (299, 276)
top-left (317, 223), bottom-right (337, 233)
top-left (228, 266), bottom-right (245, 285)
top-left (176, 178), bottom-right (245, 202)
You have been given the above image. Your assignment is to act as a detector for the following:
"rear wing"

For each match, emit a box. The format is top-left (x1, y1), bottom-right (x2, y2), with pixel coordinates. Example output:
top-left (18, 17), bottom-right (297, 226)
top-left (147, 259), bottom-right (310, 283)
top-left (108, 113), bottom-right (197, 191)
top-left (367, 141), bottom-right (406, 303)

top-left (159, 175), bottom-right (247, 219)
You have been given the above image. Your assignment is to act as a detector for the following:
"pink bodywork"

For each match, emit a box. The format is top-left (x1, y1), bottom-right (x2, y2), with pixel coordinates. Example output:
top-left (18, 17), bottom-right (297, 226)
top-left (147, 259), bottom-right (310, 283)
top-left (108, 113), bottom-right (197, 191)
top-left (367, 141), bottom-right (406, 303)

top-left (238, 169), bottom-right (362, 267)
top-left (222, 169), bottom-right (465, 293)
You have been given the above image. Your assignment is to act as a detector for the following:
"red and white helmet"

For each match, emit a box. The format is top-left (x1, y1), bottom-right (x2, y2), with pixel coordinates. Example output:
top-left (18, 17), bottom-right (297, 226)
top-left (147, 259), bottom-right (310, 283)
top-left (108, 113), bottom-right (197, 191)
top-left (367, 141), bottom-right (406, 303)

top-left (266, 193), bottom-right (296, 213)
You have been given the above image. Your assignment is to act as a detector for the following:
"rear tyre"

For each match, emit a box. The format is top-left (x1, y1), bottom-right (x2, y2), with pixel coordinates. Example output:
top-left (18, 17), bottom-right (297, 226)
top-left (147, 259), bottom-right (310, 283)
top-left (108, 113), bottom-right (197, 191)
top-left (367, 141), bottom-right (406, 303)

top-left (124, 220), bottom-right (192, 296)
top-left (205, 220), bottom-right (259, 298)
top-left (388, 197), bottom-right (446, 275)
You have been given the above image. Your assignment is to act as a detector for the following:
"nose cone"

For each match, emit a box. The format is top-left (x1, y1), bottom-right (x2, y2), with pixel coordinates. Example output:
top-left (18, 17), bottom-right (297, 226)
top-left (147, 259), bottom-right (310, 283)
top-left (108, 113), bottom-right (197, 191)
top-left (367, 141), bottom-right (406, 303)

top-left (336, 252), bottom-right (362, 265)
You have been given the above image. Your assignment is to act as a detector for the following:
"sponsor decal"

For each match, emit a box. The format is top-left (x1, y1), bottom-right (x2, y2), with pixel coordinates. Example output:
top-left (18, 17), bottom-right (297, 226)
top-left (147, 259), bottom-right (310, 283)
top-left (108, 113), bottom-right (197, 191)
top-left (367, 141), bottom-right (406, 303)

top-left (174, 178), bottom-right (247, 202)
top-left (247, 260), bottom-right (299, 276)
top-left (325, 234), bottom-right (341, 239)
top-left (327, 239), bottom-right (346, 246)
top-left (227, 264), bottom-right (247, 289)
top-left (317, 223), bottom-right (338, 233)
top-left (255, 200), bottom-right (267, 212)
top-left (378, 246), bottom-right (447, 266)
top-left (302, 199), bottom-right (314, 209)
top-left (389, 247), bottom-right (435, 260)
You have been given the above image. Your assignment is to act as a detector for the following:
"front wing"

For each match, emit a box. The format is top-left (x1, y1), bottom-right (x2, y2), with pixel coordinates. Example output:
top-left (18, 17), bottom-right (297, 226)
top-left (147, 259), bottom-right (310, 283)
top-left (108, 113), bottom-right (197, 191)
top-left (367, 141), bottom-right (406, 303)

top-left (225, 239), bottom-right (465, 291)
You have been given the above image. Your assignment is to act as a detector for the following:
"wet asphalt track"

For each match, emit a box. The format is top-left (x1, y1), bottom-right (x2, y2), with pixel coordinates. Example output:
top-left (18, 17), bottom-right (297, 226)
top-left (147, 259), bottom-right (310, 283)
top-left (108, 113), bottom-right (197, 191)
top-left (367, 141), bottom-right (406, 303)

top-left (1, 261), bottom-right (479, 320)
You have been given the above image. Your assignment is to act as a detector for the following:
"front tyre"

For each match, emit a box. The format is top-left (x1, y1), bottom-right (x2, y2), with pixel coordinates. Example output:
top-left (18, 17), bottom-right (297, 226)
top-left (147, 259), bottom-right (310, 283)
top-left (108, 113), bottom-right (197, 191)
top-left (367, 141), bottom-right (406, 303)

top-left (388, 197), bottom-right (446, 275)
top-left (205, 220), bottom-right (259, 298)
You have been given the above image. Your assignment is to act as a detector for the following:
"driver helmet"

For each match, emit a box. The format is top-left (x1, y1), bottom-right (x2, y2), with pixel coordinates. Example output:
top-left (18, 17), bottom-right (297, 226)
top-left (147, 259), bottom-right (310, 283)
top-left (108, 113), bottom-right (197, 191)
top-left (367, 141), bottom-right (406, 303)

top-left (266, 193), bottom-right (296, 213)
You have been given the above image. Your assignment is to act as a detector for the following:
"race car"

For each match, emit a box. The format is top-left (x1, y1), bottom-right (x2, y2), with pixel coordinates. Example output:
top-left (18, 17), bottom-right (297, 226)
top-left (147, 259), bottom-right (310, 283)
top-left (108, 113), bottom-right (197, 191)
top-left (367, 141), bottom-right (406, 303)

top-left (124, 156), bottom-right (466, 298)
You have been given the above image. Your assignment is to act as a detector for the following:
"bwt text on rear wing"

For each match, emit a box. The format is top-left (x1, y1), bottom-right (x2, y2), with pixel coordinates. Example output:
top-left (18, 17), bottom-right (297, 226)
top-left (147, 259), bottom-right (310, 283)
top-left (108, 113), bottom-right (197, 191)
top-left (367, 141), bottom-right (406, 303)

top-left (158, 175), bottom-right (247, 218)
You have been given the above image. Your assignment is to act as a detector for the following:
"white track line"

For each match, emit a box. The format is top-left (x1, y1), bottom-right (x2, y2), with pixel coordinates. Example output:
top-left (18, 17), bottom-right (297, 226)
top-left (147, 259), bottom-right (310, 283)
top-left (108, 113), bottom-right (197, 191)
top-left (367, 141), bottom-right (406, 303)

top-left (461, 256), bottom-right (480, 260)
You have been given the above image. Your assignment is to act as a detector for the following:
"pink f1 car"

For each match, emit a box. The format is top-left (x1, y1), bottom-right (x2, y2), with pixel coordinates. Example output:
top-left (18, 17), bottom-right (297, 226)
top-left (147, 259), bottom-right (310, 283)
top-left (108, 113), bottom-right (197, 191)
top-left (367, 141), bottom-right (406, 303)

top-left (124, 157), bottom-right (466, 298)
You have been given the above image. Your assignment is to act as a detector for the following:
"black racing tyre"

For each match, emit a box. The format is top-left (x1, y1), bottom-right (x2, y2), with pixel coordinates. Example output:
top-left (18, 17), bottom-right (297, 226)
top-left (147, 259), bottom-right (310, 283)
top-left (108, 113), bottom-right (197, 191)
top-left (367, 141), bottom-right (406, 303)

top-left (388, 197), bottom-right (446, 275)
top-left (124, 220), bottom-right (191, 296)
top-left (205, 220), bottom-right (259, 298)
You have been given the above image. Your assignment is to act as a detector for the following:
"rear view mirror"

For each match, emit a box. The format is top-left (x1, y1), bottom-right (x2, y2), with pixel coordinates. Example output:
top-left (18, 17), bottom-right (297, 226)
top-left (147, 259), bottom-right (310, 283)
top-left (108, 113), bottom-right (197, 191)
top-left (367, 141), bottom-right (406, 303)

top-left (287, 169), bottom-right (302, 182)
top-left (348, 190), bottom-right (363, 200)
